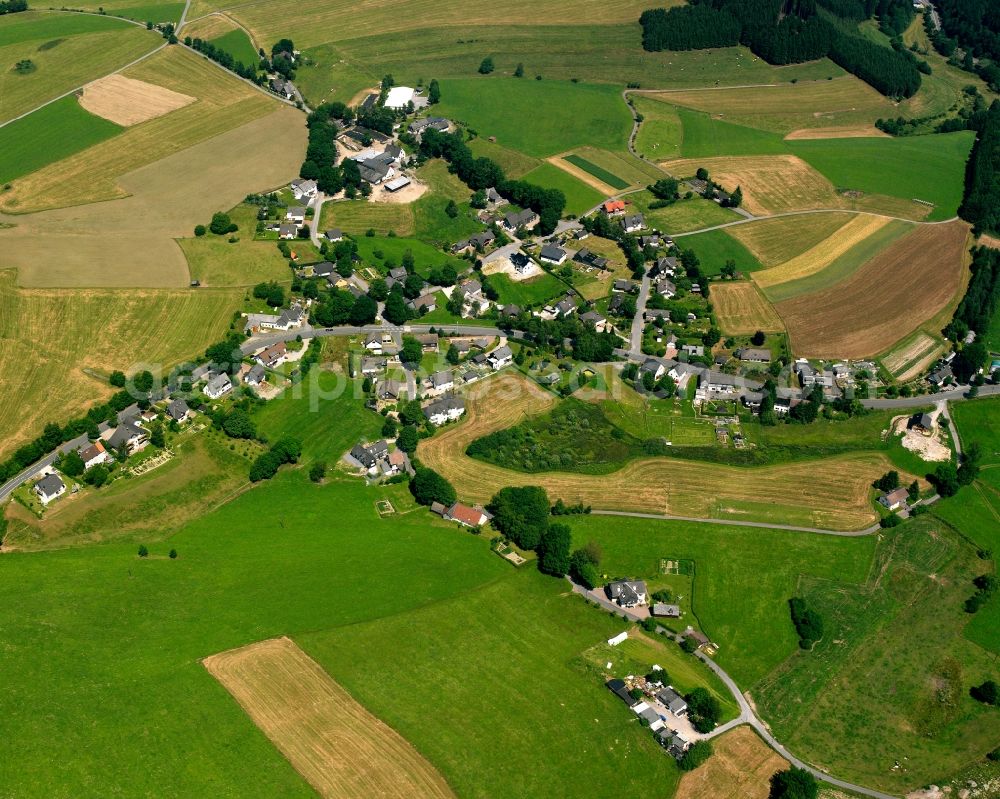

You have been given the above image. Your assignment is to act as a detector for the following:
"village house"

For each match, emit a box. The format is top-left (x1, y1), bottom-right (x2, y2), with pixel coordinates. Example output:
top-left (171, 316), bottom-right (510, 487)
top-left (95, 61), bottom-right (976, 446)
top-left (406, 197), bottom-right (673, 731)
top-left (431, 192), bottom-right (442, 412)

top-left (408, 293), bottom-right (438, 314)
top-left (652, 603), bottom-right (682, 619)
top-left (375, 379), bottom-right (402, 401)
top-left (911, 412), bottom-right (935, 434)
top-left (620, 213), bottom-right (645, 233)
top-left (655, 278), bottom-right (676, 298)
top-left (360, 356), bottom-right (386, 376)
top-left (166, 398), bottom-right (191, 424)
top-left (107, 420), bottom-right (149, 455)
top-left (735, 347), bottom-right (771, 364)
top-left (554, 296), bottom-right (577, 317)
top-left (641, 358), bottom-right (665, 382)
top-left (539, 244), bottom-right (567, 265)
top-left (656, 729), bottom-right (691, 760)
top-left (290, 179), bottom-right (317, 202)
top-left (279, 223), bottom-right (298, 240)
top-left (408, 116), bottom-right (451, 137)
top-left (511, 251), bottom-right (533, 275)
top-left (423, 396), bottom-right (466, 426)
top-left (701, 370), bottom-right (740, 395)
top-left (574, 248), bottom-right (609, 270)
top-left (656, 686), bottom-right (688, 716)
top-left (350, 439), bottom-right (389, 472)
top-left (269, 77), bottom-right (295, 99)
top-left (579, 310), bottom-right (607, 332)
top-left (879, 486), bottom-right (909, 512)
top-left (928, 365), bottom-right (953, 386)
top-left (260, 303), bottom-right (305, 331)
top-left (668, 362), bottom-right (700, 390)
top-left (35, 473), bottom-right (66, 505)
top-left (79, 441), bottom-right (111, 470)
top-left (606, 580), bottom-right (648, 608)
top-left (324, 228), bottom-right (343, 242)
top-left (444, 502), bottom-right (491, 528)
top-left (613, 279), bottom-right (637, 293)
top-left (383, 449), bottom-right (409, 477)
top-left (203, 372), bottom-right (233, 400)
top-left (256, 342), bottom-right (288, 369)
top-left (244, 364), bottom-right (266, 387)
top-left (602, 199), bottom-right (626, 217)
top-left (487, 345), bottom-right (513, 369)
top-left (357, 158), bottom-right (393, 185)
top-left (427, 370), bottom-right (455, 395)
top-left (285, 206), bottom-right (306, 224)
top-left (633, 703), bottom-right (666, 732)
top-left (502, 209), bottom-right (539, 233)
top-left (415, 333), bottom-right (439, 353)
top-left (452, 230), bottom-right (496, 254)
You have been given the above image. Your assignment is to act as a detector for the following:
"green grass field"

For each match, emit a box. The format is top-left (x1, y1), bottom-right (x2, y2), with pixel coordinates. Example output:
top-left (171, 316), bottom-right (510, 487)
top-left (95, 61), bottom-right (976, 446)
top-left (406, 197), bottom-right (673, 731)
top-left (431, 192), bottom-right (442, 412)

top-left (754, 517), bottom-right (998, 794)
top-left (0, 95), bottom-right (122, 183)
top-left (104, 1), bottom-right (184, 21)
top-left (563, 513), bottom-right (875, 687)
top-left (467, 136), bottom-right (541, 178)
top-left (763, 219), bottom-right (915, 302)
top-left (0, 11), bottom-right (160, 123)
top-left (629, 192), bottom-right (741, 233)
top-left (521, 162), bottom-right (605, 216)
top-left (632, 95), bottom-right (682, 160)
top-left (209, 28), bottom-right (258, 67)
top-left (951, 397), bottom-right (1000, 468)
top-left (0, 474), bottom-right (508, 797)
top-left (433, 77), bottom-right (632, 158)
top-left (788, 132), bottom-right (975, 221)
top-left (564, 153), bottom-right (629, 190)
top-left (490, 271), bottom-right (567, 307)
top-left (353, 234), bottom-right (470, 280)
top-left (676, 106), bottom-right (787, 158)
top-left (302, 569), bottom-right (684, 799)
top-left (674, 228), bottom-right (764, 276)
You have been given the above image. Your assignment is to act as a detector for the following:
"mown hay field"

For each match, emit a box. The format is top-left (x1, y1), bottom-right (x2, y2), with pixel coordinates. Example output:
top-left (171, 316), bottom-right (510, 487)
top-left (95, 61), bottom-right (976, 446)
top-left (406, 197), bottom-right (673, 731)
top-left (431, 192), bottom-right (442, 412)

top-left (753, 213), bottom-right (891, 289)
top-left (419, 373), bottom-right (896, 530)
top-left (522, 162), bottom-right (604, 216)
top-left (0, 270), bottom-right (240, 460)
top-left (194, 0), bottom-right (678, 50)
top-left (711, 281), bottom-right (784, 335)
top-left (675, 726), bottom-right (788, 799)
top-left (65, 0), bottom-right (184, 21)
top-left (651, 77), bottom-right (896, 135)
top-left (727, 212), bottom-right (852, 267)
top-left (776, 220), bottom-right (970, 358)
top-left (0, 46), bottom-right (279, 213)
top-left (79, 73), bottom-right (194, 126)
top-left (567, 146), bottom-right (665, 188)
top-left (0, 11), bottom-right (160, 123)
top-left (0, 104), bottom-right (304, 287)
top-left (321, 199), bottom-right (416, 237)
top-left (205, 637), bottom-right (455, 799)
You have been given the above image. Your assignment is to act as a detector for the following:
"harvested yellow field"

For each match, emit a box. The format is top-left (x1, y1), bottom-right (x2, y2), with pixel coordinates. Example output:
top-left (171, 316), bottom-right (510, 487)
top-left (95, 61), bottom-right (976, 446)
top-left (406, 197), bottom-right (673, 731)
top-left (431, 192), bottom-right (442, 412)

top-left (0, 270), bottom-right (241, 460)
top-left (0, 106), bottom-right (305, 287)
top-left (753, 214), bottom-right (890, 289)
top-left (777, 220), bottom-right (970, 358)
top-left (727, 213), bottom-right (851, 267)
top-left (204, 638), bottom-right (455, 799)
top-left (180, 12), bottom-right (242, 40)
top-left (79, 73), bottom-right (195, 126)
top-left (784, 125), bottom-right (889, 139)
top-left (419, 373), bottom-right (894, 531)
top-left (712, 281), bottom-right (784, 335)
top-left (648, 77), bottom-right (894, 134)
top-left (676, 726), bottom-right (788, 799)
top-left (1, 46), bottom-right (279, 213)
top-left (662, 155), bottom-right (840, 216)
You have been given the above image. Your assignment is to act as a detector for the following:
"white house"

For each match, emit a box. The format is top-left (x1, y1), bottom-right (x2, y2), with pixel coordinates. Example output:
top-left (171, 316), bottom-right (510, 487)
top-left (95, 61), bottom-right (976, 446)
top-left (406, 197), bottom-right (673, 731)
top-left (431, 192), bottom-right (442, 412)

top-left (204, 372), bottom-right (233, 400)
top-left (606, 580), bottom-right (648, 608)
top-left (166, 398), bottom-right (192, 424)
top-left (427, 370), bottom-right (455, 395)
top-left (487, 345), bottom-right (513, 369)
top-left (539, 244), bottom-right (567, 265)
top-left (34, 473), bottom-right (66, 505)
top-left (423, 396), bottom-right (465, 426)
top-left (444, 502), bottom-right (491, 528)
top-left (620, 213), bottom-right (645, 233)
top-left (78, 441), bottom-right (111, 470)
top-left (290, 179), bottom-right (317, 202)
top-left (285, 206), bottom-right (306, 224)
top-left (279, 223), bottom-right (298, 240)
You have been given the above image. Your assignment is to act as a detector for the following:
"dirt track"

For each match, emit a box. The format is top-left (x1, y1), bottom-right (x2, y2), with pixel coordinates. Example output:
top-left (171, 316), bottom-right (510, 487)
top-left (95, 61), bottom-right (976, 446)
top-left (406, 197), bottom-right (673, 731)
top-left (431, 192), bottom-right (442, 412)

top-left (204, 637), bottom-right (455, 799)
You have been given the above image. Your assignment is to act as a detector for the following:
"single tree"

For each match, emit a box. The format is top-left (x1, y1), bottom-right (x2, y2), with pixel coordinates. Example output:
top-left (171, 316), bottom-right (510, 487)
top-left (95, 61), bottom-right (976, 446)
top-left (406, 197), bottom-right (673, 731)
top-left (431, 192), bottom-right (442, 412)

top-left (168, 549), bottom-right (178, 559)
top-left (309, 461), bottom-right (326, 482)
top-left (769, 766), bottom-right (818, 799)
top-left (137, 544), bottom-right (149, 558)
top-left (428, 78), bottom-right (441, 104)
top-left (538, 523), bottom-right (572, 576)
top-left (514, 62), bottom-right (524, 77)
top-left (109, 370), bottom-right (127, 388)
top-left (478, 56), bottom-right (495, 75)
top-left (60, 450), bottom-right (85, 477)
top-left (397, 425), bottom-right (419, 454)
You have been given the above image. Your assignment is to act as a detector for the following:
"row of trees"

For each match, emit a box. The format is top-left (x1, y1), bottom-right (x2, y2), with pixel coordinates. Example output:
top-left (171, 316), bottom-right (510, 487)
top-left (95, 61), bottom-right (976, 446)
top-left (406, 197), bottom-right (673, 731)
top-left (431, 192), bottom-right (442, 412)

top-left (418, 128), bottom-right (566, 234)
top-left (299, 102), bottom-right (356, 195)
top-left (249, 437), bottom-right (302, 481)
top-left (186, 37), bottom-right (260, 83)
top-left (960, 105), bottom-right (1000, 236)
top-left (935, 0), bottom-right (1000, 67)
top-left (0, 0), bottom-right (28, 13)
top-left (640, 0), bottom-right (922, 98)
top-left (941, 247), bottom-right (999, 380)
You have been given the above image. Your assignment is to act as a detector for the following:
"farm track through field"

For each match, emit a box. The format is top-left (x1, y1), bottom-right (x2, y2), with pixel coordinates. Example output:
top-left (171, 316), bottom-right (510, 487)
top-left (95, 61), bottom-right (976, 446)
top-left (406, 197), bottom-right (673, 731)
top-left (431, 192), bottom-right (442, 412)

top-left (419, 373), bottom-right (898, 532)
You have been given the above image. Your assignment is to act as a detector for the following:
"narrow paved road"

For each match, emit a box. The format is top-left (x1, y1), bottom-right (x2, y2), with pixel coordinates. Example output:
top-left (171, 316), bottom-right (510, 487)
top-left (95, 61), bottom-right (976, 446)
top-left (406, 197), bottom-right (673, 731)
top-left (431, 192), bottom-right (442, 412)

top-left (672, 207), bottom-right (961, 238)
top-left (309, 192), bottom-right (327, 248)
top-left (629, 274), bottom-right (651, 359)
top-left (940, 399), bottom-right (962, 457)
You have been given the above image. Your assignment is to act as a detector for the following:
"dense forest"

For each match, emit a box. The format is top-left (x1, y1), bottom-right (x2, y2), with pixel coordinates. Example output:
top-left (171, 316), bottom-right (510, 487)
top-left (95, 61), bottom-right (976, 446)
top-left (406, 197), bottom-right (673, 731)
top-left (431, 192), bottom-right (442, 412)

top-left (944, 246), bottom-right (1000, 343)
top-left (0, 0), bottom-right (28, 13)
top-left (960, 101), bottom-right (1000, 235)
top-left (935, 0), bottom-right (1000, 64)
top-left (640, 0), bottom-right (922, 98)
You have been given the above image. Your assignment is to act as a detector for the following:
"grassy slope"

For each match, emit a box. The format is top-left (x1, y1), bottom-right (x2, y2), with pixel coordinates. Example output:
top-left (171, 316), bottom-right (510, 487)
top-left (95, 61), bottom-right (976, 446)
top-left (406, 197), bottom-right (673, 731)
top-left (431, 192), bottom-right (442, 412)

top-left (0, 95), bottom-right (122, 183)
top-left (0, 12), bottom-right (160, 123)
top-left (0, 475), bottom-right (505, 797)
top-left (563, 513), bottom-right (875, 687)
top-left (753, 517), bottom-right (999, 794)
top-left (675, 228), bottom-right (764, 276)
top-left (433, 77), bottom-right (632, 158)
top-left (676, 107), bottom-right (786, 158)
top-left (302, 569), bottom-right (684, 799)
top-left (521, 162), bottom-right (605, 216)
top-left (633, 95), bottom-right (682, 160)
top-left (209, 27), bottom-right (258, 67)
top-left (630, 192), bottom-right (741, 233)
top-left (491, 272), bottom-right (567, 307)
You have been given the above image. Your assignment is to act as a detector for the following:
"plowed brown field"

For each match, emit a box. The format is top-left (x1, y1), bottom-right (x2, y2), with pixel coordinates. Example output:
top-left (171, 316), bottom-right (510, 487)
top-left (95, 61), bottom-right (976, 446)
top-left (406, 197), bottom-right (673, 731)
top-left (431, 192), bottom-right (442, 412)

top-left (204, 637), bottom-right (455, 799)
top-left (776, 220), bottom-right (969, 358)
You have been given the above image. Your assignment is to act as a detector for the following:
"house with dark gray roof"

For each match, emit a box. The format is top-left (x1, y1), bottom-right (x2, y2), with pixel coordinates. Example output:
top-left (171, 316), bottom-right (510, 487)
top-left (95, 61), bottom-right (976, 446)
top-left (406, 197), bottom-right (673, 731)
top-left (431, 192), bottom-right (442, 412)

top-left (423, 396), bottom-right (466, 425)
top-left (539, 244), bottom-right (567, 265)
top-left (620, 213), bottom-right (645, 233)
top-left (107, 420), bottom-right (148, 454)
top-left (606, 580), bottom-right (648, 608)
top-left (244, 364), bottom-right (266, 386)
top-left (166, 398), bottom-right (191, 423)
top-left (487, 345), bottom-right (513, 369)
top-left (502, 209), bottom-right (539, 232)
top-left (735, 347), bottom-right (771, 364)
top-left (35, 473), bottom-right (66, 504)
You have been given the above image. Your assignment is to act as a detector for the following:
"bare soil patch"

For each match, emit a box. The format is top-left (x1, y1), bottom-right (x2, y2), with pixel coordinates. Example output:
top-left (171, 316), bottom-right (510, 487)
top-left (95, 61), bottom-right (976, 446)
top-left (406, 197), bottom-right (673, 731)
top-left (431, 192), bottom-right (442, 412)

top-left (775, 220), bottom-right (970, 358)
top-left (204, 637), bottom-right (455, 799)
top-left (369, 179), bottom-right (428, 204)
top-left (676, 726), bottom-right (788, 799)
top-left (80, 73), bottom-right (195, 126)
top-left (784, 126), bottom-right (890, 140)
top-left (892, 412), bottom-right (951, 462)
top-left (712, 281), bottom-right (784, 335)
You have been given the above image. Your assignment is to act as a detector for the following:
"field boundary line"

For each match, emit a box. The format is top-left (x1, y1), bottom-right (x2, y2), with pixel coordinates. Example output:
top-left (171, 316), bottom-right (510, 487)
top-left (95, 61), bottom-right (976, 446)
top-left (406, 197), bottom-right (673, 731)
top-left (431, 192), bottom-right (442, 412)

top-left (672, 208), bottom-right (960, 238)
top-left (590, 509), bottom-right (880, 536)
